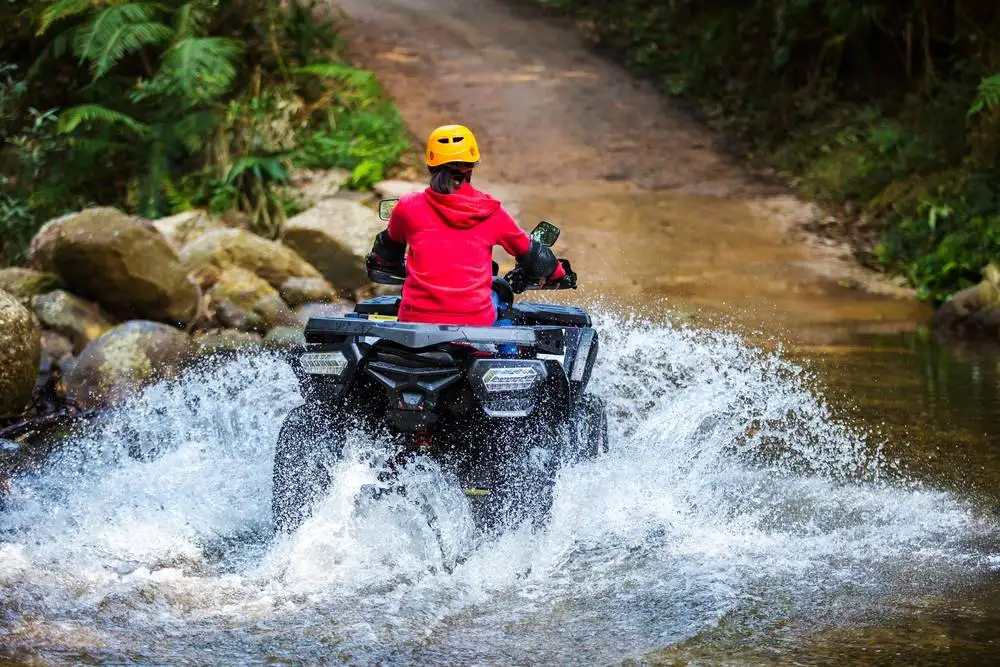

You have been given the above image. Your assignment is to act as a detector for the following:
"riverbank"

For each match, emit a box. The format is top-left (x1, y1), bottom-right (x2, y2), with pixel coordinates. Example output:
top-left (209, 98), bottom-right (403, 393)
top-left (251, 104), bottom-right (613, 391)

top-left (529, 0), bottom-right (1000, 313)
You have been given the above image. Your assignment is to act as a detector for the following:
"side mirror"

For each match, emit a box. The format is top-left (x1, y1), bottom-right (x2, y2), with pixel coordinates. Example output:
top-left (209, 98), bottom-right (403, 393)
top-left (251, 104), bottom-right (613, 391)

top-left (530, 220), bottom-right (560, 247)
top-left (378, 198), bottom-right (399, 222)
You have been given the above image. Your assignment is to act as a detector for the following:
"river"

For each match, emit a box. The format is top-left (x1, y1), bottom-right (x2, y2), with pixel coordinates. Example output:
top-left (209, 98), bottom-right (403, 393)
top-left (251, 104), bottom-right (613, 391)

top-left (4, 0), bottom-right (1000, 662)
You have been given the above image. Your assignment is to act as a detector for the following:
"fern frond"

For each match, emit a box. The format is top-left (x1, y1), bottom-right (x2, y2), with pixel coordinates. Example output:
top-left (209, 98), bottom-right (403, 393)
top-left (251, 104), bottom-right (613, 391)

top-left (58, 103), bottom-right (151, 135)
top-left (153, 37), bottom-right (243, 102)
top-left (290, 62), bottom-right (373, 87)
top-left (173, 1), bottom-right (212, 38)
top-left (969, 74), bottom-right (1000, 118)
top-left (73, 3), bottom-right (172, 79)
top-left (172, 110), bottom-right (220, 152)
top-left (38, 0), bottom-right (93, 35)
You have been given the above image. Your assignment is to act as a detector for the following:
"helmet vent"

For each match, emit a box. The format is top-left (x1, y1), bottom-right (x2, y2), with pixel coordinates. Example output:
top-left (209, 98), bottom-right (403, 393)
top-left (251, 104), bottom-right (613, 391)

top-left (452, 136), bottom-right (465, 143)
top-left (437, 138), bottom-right (451, 144)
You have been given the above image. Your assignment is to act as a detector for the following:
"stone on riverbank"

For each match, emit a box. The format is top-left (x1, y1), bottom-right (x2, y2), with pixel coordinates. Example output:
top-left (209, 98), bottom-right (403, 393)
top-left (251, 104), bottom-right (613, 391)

top-left (208, 267), bottom-right (297, 333)
top-left (281, 199), bottom-right (383, 294)
top-left (65, 321), bottom-right (194, 409)
top-left (0, 290), bottom-right (42, 418)
top-left (0, 268), bottom-right (62, 304)
top-left (179, 228), bottom-right (339, 301)
top-left (933, 263), bottom-right (1000, 340)
top-left (32, 290), bottom-right (114, 353)
top-left (29, 207), bottom-right (200, 326)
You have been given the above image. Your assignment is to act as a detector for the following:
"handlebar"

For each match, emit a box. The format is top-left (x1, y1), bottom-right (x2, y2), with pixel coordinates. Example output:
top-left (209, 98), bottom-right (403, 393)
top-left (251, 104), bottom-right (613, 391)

top-left (367, 254), bottom-right (579, 294)
top-left (504, 259), bottom-right (577, 294)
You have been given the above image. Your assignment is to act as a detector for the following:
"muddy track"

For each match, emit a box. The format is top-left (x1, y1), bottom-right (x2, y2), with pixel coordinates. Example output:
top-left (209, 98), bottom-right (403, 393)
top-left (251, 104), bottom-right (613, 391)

top-left (334, 0), bottom-right (929, 343)
top-left (336, 0), bottom-right (756, 193)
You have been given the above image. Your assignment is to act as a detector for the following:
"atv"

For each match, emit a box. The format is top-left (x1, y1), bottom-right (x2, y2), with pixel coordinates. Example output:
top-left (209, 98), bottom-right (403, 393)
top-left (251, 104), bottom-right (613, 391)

top-left (272, 208), bottom-right (608, 534)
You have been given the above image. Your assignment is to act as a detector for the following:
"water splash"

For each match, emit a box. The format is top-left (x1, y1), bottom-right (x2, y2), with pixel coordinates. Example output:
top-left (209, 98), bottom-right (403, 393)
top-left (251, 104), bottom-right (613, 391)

top-left (0, 316), bottom-right (995, 663)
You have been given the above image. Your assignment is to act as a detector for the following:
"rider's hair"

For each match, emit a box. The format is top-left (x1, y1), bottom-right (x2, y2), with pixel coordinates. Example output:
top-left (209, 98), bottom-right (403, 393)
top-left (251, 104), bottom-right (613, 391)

top-left (429, 163), bottom-right (475, 195)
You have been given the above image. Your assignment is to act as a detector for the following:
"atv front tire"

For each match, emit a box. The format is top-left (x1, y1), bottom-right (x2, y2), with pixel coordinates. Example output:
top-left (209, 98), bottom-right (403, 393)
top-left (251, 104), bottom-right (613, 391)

top-left (569, 394), bottom-right (609, 461)
top-left (272, 403), bottom-right (344, 532)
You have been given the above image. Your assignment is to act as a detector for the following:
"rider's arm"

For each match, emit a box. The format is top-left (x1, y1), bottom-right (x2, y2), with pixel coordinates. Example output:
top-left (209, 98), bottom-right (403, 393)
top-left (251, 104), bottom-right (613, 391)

top-left (371, 205), bottom-right (407, 266)
top-left (494, 208), bottom-right (566, 281)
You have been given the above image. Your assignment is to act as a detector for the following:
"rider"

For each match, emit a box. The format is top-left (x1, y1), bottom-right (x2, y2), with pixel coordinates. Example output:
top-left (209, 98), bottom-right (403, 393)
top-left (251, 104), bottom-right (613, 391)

top-left (369, 124), bottom-right (566, 326)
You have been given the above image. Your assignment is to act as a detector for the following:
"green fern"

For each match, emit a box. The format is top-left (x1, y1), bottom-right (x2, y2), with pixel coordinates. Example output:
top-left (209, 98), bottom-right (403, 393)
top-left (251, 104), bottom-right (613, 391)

top-left (291, 62), bottom-right (373, 87)
top-left (57, 104), bottom-right (151, 135)
top-left (72, 3), bottom-right (172, 79)
top-left (969, 74), bottom-right (1000, 118)
top-left (38, 0), bottom-right (93, 35)
top-left (155, 37), bottom-right (244, 102)
top-left (173, 0), bottom-right (213, 38)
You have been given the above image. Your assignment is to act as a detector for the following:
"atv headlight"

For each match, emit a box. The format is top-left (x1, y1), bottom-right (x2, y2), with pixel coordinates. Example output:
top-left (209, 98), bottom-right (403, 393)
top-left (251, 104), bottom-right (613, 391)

top-left (481, 366), bottom-right (539, 393)
top-left (299, 350), bottom-right (348, 376)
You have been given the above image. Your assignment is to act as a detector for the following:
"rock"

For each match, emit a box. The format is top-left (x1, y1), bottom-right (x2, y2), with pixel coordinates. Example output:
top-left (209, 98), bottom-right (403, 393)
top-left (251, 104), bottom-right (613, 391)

top-left (207, 267), bottom-right (297, 333)
top-left (194, 329), bottom-right (264, 356)
top-left (0, 290), bottom-right (42, 417)
top-left (294, 302), bottom-right (351, 325)
top-left (152, 210), bottom-right (223, 250)
top-left (30, 207), bottom-right (200, 325)
top-left (65, 321), bottom-right (194, 409)
top-left (374, 180), bottom-right (425, 200)
top-left (291, 168), bottom-right (351, 203)
top-left (263, 326), bottom-right (306, 349)
top-left (282, 199), bottom-right (383, 293)
top-left (32, 290), bottom-right (114, 353)
top-left (179, 229), bottom-right (336, 300)
top-left (26, 211), bottom-right (75, 272)
top-left (40, 330), bottom-right (74, 362)
top-left (933, 263), bottom-right (1000, 339)
top-left (279, 277), bottom-right (342, 307)
top-left (0, 267), bottom-right (62, 304)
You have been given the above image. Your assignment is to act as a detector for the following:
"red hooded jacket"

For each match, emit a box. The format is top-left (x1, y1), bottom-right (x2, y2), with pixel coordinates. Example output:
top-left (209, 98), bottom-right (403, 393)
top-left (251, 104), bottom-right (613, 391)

top-left (386, 182), bottom-right (563, 326)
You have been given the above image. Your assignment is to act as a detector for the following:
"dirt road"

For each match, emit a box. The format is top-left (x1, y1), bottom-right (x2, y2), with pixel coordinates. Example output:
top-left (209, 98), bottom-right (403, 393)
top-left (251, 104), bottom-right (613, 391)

top-left (336, 0), bottom-right (930, 343)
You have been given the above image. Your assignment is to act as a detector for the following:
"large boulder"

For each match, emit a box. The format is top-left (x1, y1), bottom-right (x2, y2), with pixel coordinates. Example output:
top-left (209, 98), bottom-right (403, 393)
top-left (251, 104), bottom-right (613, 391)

top-left (0, 267), bottom-right (62, 304)
top-left (0, 290), bottom-right (42, 417)
top-left (28, 207), bottom-right (200, 326)
top-left (281, 199), bottom-right (383, 294)
top-left (290, 167), bottom-right (351, 204)
top-left (207, 267), bottom-right (297, 333)
top-left (152, 210), bottom-right (223, 251)
top-left (65, 321), bottom-right (194, 409)
top-left (179, 228), bottom-right (338, 301)
top-left (32, 290), bottom-right (114, 353)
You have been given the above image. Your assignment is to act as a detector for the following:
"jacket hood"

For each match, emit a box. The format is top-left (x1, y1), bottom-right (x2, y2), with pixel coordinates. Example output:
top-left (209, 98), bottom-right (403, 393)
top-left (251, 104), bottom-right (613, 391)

top-left (423, 182), bottom-right (501, 229)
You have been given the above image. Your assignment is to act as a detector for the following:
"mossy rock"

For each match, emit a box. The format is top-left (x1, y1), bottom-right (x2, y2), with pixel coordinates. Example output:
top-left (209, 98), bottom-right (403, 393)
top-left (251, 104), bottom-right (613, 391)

top-left (279, 277), bottom-right (342, 307)
top-left (32, 290), bottom-right (114, 353)
top-left (0, 290), bottom-right (42, 418)
top-left (179, 229), bottom-right (336, 299)
top-left (0, 268), bottom-right (63, 304)
top-left (208, 267), bottom-right (298, 333)
top-left (65, 320), bottom-right (194, 409)
top-left (30, 207), bottom-right (200, 326)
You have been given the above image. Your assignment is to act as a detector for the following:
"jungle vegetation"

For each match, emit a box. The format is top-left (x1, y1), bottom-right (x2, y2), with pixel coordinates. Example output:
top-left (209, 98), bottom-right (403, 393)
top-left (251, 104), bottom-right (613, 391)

top-left (0, 0), bottom-right (410, 263)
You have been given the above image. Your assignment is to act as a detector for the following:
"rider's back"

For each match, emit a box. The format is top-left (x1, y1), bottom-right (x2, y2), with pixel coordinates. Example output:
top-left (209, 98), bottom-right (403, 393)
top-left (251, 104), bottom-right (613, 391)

top-left (387, 182), bottom-right (531, 326)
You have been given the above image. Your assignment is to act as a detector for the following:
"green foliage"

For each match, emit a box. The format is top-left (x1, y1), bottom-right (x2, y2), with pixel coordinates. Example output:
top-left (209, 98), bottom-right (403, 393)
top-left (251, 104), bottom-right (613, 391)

top-left (1, 0), bottom-right (409, 254)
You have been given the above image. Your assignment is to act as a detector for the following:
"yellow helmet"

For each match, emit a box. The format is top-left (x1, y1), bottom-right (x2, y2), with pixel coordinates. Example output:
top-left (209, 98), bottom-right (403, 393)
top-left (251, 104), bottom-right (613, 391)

top-left (426, 124), bottom-right (480, 168)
